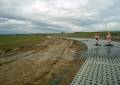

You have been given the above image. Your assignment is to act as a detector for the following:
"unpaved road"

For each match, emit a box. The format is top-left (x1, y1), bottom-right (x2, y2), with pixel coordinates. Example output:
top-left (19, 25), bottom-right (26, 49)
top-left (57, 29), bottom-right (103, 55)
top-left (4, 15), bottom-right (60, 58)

top-left (0, 38), bottom-right (87, 85)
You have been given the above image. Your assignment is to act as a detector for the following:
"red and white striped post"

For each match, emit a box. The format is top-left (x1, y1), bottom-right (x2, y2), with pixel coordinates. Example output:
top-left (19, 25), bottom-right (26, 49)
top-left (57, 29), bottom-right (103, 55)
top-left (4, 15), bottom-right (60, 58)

top-left (95, 32), bottom-right (100, 45)
top-left (106, 32), bottom-right (111, 44)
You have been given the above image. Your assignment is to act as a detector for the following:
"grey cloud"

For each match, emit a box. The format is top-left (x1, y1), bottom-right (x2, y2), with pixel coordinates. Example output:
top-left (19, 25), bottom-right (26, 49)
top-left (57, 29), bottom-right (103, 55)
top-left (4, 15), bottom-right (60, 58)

top-left (0, 17), bottom-right (69, 34)
top-left (0, 0), bottom-right (120, 34)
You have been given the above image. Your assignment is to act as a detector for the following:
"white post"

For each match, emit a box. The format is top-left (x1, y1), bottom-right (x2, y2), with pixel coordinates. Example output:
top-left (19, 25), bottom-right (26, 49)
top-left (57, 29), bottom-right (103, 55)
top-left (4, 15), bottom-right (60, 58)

top-left (95, 32), bottom-right (100, 45)
top-left (107, 32), bottom-right (111, 44)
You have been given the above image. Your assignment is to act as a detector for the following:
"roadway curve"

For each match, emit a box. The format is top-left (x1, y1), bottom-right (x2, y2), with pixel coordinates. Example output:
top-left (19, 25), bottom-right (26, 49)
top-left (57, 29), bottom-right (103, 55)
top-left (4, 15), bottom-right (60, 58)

top-left (70, 38), bottom-right (120, 85)
top-left (71, 38), bottom-right (120, 49)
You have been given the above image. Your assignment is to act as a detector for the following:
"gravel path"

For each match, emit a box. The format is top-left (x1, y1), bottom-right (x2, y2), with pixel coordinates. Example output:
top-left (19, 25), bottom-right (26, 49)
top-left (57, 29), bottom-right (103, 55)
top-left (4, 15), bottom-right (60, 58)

top-left (71, 38), bottom-right (120, 85)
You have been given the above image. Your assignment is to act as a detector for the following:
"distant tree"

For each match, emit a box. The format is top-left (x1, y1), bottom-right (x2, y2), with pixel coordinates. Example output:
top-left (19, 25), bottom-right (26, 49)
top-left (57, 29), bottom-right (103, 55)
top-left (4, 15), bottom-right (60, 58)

top-left (61, 31), bottom-right (65, 34)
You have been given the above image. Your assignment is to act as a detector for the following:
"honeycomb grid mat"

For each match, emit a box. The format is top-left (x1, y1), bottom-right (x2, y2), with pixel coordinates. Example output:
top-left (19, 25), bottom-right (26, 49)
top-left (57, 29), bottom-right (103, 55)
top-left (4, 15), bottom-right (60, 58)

top-left (71, 47), bottom-right (120, 85)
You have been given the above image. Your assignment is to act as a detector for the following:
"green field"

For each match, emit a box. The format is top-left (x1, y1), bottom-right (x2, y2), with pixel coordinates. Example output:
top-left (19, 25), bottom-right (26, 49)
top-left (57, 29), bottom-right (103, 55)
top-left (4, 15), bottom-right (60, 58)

top-left (0, 31), bottom-right (120, 47)
top-left (0, 35), bottom-right (45, 47)
top-left (64, 32), bottom-right (120, 38)
top-left (56, 31), bottom-right (120, 42)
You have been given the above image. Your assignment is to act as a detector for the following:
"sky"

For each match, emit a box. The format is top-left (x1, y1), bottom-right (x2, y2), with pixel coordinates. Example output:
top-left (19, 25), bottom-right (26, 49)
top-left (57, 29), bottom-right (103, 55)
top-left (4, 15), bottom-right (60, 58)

top-left (0, 0), bottom-right (120, 34)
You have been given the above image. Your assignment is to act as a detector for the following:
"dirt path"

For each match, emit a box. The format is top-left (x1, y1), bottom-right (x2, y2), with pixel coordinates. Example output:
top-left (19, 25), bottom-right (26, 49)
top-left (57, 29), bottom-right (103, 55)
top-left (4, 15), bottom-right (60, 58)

top-left (0, 38), bottom-right (87, 85)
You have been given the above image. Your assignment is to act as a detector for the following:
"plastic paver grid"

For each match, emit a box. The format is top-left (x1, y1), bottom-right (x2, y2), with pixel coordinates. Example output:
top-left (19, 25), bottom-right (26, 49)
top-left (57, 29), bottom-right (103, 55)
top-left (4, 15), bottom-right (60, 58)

top-left (71, 47), bottom-right (120, 85)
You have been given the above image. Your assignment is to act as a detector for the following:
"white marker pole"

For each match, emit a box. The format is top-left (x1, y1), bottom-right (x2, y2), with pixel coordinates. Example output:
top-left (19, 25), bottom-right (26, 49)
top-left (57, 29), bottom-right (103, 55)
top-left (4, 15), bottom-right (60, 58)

top-left (95, 33), bottom-right (99, 45)
top-left (107, 32), bottom-right (111, 44)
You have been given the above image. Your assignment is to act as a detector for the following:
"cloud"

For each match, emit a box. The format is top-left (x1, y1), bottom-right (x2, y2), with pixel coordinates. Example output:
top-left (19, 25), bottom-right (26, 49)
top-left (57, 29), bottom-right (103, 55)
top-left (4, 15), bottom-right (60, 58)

top-left (0, 0), bottom-right (120, 34)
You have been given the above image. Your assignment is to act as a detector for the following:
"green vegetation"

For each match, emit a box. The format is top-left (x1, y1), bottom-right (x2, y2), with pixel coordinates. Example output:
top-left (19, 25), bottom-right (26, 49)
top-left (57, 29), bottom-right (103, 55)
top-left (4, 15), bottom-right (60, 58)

top-left (0, 31), bottom-right (119, 47)
top-left (55, 31), bottom-right (120, 42)
top-left (0, 35), bottom-right (45, 46)
top-left (63, 31), bottom-right (120, 38)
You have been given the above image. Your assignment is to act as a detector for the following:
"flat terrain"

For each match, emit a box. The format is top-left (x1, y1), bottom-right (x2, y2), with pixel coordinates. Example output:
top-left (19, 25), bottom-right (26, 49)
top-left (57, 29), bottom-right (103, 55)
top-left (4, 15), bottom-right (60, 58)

top-left (0, 37), bottom-right (87, 85)
top-left (57, 32), bottom-right (120, 42)
top-left (0, 35), bottom-right (45, 47)
top-left (71, 38), bottom-right (120, 49)
top-left (71, 38), bottom-right (120, 85)
top-left (71, 47), bottom-right (120, 85)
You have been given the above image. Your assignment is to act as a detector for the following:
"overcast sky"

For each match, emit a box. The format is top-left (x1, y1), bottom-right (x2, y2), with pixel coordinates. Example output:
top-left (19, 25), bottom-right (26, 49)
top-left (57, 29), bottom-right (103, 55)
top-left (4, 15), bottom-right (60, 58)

top-left (0, 0), bottom-right (120, 34)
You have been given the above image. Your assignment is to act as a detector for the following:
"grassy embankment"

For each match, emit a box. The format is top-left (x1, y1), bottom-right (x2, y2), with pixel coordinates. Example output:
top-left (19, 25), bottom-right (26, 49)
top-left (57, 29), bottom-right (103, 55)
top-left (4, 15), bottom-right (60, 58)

top-left (0, 34), bottom-right (46, 54)
top-left (0, 35), bottom-right (45, 47)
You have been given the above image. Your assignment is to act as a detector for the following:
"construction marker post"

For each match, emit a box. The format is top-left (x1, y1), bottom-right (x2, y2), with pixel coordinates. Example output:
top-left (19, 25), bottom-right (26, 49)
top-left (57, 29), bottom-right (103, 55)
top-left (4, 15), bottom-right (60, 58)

top-left (107, 32), bottom-right (111, 44)
top-left (106, 32), bottom-right (113, 46)
top-left (95, 32), bottom-right (101, 46)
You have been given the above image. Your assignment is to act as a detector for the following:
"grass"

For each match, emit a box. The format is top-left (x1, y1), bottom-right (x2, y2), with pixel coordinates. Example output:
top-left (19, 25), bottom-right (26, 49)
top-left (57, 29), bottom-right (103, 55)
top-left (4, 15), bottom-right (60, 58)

top-left (0, 35), bottom-right (45, 47)
top-left (65, 31), bottom-right (120, 38)
top-left (0, 31), bottom-right (119, 47)
top-left (55, 31), bottom-right (120, 41)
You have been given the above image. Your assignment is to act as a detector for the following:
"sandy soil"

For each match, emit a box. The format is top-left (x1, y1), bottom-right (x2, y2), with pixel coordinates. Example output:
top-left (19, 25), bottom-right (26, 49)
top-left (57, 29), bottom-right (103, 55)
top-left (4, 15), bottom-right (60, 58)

top-left (0, 38), bottom-right (87, 85)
